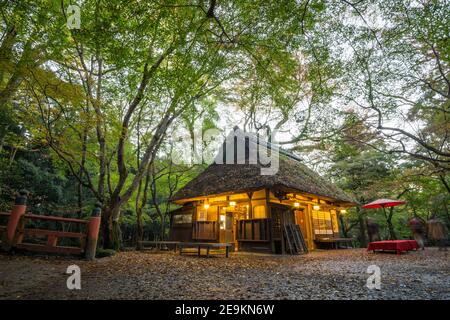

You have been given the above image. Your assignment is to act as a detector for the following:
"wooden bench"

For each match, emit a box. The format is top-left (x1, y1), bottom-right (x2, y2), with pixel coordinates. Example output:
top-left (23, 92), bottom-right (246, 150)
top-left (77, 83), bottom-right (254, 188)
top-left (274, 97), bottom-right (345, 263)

top-left (314, 237), bottom-right (354, 249)
top-left (178, 242), bottom-right (233, 258)
top-left (138, 240), bottom-right (180, 252)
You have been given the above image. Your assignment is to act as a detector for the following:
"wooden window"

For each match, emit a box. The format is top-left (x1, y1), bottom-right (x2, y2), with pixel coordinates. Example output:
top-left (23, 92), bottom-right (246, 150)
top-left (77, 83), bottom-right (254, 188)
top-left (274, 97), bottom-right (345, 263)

top-left (226, 215), bottom-right (233, 229)
top-left (173, 214), bottom-right (192, 225)
top-left (330, 210), bottom-right (339, 233)
top-left (253, 205), bottom-right (266, 219)
top-left (197, 208), bottom-right (207, 221)
top-left (312, 210), bottom-right (333, 236)
top-left (207, 206), bottom-right (217, 220)
top-left (219, 214), bottom-right (226, 230)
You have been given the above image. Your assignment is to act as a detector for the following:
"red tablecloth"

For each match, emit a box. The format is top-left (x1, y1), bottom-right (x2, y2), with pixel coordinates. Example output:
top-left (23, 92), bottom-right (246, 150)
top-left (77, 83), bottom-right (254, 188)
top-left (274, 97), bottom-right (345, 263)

top-left (367, 240), bottom-right (419, 254)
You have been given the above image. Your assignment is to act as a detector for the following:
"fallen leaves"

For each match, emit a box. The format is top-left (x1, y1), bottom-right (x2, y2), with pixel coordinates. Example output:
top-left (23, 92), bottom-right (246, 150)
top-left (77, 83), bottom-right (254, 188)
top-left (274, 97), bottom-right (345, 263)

top-left (0, 248), bottom-right (449, 300)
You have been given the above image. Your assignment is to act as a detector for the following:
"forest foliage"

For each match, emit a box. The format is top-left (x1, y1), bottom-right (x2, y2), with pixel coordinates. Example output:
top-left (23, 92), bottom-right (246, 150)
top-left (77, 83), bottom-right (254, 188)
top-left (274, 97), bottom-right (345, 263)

top-left (0, 0), bottom-right (448, 249)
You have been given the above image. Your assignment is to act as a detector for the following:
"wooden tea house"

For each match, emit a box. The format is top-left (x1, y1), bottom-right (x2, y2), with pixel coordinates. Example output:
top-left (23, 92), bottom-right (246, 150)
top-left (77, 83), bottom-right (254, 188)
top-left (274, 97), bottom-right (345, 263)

top-left (169, 128), bottom-right (356, 254)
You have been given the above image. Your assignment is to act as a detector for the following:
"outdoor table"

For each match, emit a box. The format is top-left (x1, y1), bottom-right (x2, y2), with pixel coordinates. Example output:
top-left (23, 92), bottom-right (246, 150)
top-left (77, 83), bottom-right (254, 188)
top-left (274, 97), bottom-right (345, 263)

top-left (367, 240), bottom-right (419, 254)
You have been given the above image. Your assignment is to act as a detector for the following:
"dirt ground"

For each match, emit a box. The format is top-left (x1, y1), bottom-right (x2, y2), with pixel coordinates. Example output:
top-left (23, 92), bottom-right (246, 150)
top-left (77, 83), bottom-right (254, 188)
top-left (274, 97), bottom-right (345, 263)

top-left (0, 248), bottom-right (448, 300)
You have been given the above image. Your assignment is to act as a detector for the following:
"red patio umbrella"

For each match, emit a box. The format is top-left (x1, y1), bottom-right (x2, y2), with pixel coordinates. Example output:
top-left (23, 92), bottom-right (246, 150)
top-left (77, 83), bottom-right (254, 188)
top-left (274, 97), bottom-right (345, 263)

top-left (362, 199), bottom-right (406, 209)
top-left (363, 198), bottom-right (408, 245)
top-left (362, 198), bottom-right (406, 241)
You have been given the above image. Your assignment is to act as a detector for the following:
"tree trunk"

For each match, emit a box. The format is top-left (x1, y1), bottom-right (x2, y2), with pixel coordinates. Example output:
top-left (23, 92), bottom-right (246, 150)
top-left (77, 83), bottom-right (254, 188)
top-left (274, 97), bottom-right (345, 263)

top-left (386, 208), bottom-right (397, 240)
top-left (77, 182), bottom-right (83, 218)
top-left (357, 207), bottom-right (367, 247)
top-left (384, 208), bottom-right (397, 240)
top-left (102, 204), bottom-right (122, 250)
top-left (0, 125), bottom-right (9, 153)
top-left (111, 219), bottom-right (123, 250)
top-left (439, 174), bottom-right (450, 195)
top-left (136, 209), bottom-right (144, 250)
top-left (387, 219), bottom-right (397, 240)
top-left (77, 128), bottom-right (88, 219)
top-left (135, 165), bottom-right (151, 250)
top-left (160, 215), bottom-right (165, 241)
top-left (9, 146), bottom-right (17, 165)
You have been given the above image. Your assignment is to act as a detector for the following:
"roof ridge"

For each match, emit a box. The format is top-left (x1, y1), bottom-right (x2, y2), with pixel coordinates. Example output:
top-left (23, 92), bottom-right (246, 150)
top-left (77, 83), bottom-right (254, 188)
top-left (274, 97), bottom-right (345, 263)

top-left (231, 128), bottom-right (304, 163)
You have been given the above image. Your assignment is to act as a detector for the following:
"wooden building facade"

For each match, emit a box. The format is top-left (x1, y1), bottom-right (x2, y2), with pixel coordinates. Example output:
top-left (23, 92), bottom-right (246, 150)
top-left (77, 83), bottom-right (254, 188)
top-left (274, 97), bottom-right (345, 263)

top-left (169, 129), bottom-right (356, 254)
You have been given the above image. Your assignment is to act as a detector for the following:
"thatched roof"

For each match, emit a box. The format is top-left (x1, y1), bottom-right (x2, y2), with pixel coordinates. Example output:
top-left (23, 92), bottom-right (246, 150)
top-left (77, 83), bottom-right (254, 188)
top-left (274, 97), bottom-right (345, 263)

top-left (172, 128), bottom-right (356, 205)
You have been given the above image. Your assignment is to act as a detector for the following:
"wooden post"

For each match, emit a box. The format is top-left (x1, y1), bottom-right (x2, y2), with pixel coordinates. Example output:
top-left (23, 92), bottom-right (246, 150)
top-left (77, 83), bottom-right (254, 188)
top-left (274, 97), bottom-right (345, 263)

top-left (46, 235), bottom-right (58, 247)
top-left (85, 203), bottom-right (101, 260)
top-left (3, 190), bottom-right (28, 251)
top-left (280, 209), bottom-right (286, 254)
top-left (247, 192), bottom-right (253, 219)
top-left (265, 189), bottom-right (276, 254)
top-left (306, 204), bottom-right (314, 250)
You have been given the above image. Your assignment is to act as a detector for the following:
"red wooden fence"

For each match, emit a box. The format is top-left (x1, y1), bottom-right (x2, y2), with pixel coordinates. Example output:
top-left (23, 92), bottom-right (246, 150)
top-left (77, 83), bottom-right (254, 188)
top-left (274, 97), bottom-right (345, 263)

top-left (0, 190), bottom-right (101, 260)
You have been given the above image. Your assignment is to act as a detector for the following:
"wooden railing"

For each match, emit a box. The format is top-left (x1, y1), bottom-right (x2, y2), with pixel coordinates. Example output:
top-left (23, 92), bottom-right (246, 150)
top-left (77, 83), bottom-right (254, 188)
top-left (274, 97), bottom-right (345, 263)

top-left (193, 221), bottom-right (217, 240)
top-left (0, 212), bottom-right (9, 233)
top-left (236, 218), bottom-right (270, 242)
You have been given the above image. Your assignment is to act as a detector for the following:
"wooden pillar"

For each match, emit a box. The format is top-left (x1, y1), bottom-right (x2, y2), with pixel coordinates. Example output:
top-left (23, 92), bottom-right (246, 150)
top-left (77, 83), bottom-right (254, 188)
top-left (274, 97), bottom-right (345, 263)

top-left (216, 205), bottom-right (220, 241)
top-left (265, 189), bottom-right (271, 217)
top-left (306, 204), bottom-right (315, 250)
top-left (192, 203), bottom-right (198, 241)
top-left (46, 235), bottom-right (58, 247)
top-left (266, 189), bottom-right (276, 254)
top-left (3, 190), bottom-right (28, 251)
top-left (85, 203), bottom-right (102, 260)
top-left (247, 192), bottom-right (253, 219)
top-left (280, 208), bottom-right (286, 255)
